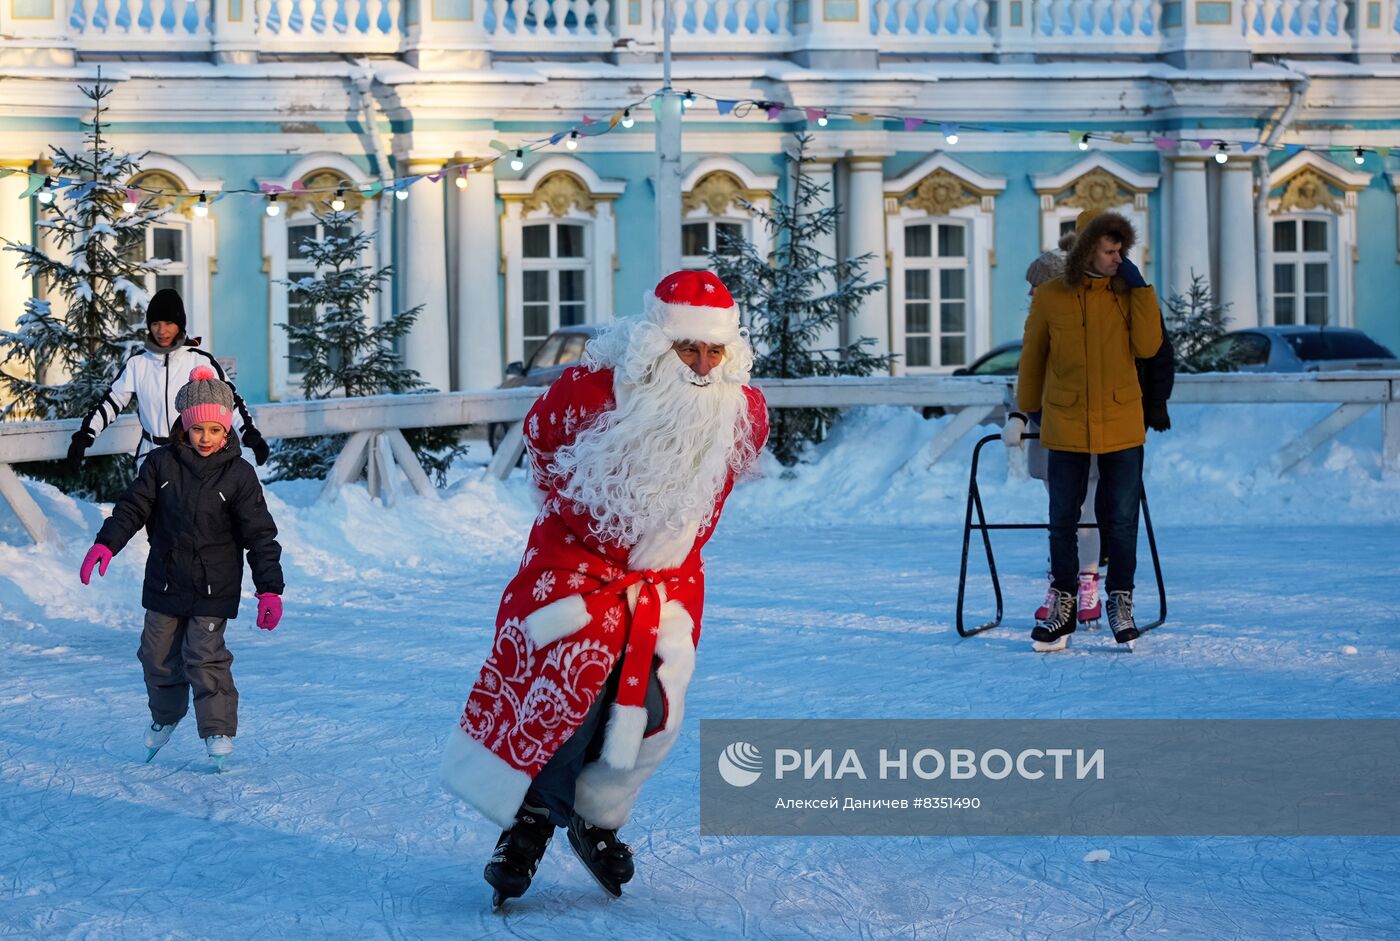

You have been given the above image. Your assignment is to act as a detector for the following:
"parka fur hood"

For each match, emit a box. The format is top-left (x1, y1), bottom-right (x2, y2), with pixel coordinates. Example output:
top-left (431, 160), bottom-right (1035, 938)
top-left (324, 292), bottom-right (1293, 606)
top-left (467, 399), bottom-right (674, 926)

top-left (1063, 209), bottom-right (1137, 290)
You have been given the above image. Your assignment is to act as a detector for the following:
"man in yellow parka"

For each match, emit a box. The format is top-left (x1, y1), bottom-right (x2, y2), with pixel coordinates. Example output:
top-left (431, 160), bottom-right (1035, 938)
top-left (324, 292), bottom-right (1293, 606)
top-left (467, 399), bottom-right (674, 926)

top-left (1004, 209), bottom-right (1163, 649)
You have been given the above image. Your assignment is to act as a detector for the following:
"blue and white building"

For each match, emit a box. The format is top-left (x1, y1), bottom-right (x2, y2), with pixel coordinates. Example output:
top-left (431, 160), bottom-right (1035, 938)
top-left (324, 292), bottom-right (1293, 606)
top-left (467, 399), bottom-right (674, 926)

top-left (1, 0), bottom-right (1398, 403)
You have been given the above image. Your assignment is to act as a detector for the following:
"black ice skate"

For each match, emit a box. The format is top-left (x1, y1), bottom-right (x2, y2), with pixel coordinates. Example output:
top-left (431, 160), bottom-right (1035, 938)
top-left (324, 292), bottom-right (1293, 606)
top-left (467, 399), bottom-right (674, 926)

top-left (1030, 589), bottom-right (1076, 652)
top-left (485, 808), bottom-right (554, 909)
top-left (565, 811), bottom-right (634, 898)
top-left (1106, 590), bottom-right (1139, 646)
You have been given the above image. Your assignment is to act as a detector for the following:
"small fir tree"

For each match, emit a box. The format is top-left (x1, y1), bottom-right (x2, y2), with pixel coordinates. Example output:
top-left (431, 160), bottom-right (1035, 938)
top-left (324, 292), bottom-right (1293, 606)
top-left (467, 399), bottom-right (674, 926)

top-left (266, 205), bottom-right (465, 485)
top-left (1165, 271), bottom-right (1238, 373)
top-left (0, 72), bottom-right (163, 499)
top-left (706, 134), bottom-right (890, 466)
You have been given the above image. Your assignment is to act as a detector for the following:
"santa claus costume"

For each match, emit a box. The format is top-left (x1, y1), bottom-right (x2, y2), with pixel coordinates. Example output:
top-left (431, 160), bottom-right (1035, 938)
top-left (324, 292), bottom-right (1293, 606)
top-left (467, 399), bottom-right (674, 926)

top-left (441, 269), bottom-right (769, 905)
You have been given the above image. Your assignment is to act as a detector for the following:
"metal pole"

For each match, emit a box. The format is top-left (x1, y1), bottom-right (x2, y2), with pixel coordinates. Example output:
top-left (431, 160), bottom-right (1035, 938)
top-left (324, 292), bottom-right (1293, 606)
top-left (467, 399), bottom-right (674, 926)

top-left (654, 0), bottom-right (682, 275)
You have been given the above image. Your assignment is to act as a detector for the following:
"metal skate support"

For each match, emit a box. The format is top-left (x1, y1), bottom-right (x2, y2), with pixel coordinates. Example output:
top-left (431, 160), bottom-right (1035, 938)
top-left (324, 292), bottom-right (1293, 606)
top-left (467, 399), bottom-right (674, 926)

top-left (320, 429), bottom-right (437, 506)
top-left (955, 433), bottom-right (1167, 638)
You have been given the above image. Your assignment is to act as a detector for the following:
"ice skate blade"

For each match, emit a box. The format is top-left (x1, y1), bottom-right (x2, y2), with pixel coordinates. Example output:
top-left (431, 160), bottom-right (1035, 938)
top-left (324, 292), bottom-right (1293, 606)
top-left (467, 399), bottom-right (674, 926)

top-left (145, 747), bottom-right (160, 763)
top-left (1031, 635), bottom-right (1070, 653)
top-left (211, 756), bottom-right (228, 773)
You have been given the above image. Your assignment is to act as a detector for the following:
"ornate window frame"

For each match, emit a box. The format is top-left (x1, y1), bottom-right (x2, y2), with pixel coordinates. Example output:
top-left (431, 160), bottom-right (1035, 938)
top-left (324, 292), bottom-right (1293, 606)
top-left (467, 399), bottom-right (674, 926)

top-left (498, 157), bottom-right (624, 367)
top-left (1265, 152), bottom-right (1370, 328)
top-left (679, 157), bottom-right (778, 270)
top-left (1031, 154), bottom-right (1159, 264)
top-left (258, 153), bottom-right (378, 400)
top-left (884, 153), bottom-right (1006, 375)
top-left (126, 155), bottom-right (223, 344)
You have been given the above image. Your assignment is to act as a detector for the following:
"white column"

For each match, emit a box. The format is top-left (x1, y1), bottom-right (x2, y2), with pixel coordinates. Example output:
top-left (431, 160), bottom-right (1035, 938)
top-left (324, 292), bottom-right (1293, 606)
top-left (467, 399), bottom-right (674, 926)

top-left (1217, 158), bottom-right (1259, 328)
top-left (400, 159), bottom-right (451, 392)
top-left (455, 164), bottom-right (503, 389)
top-left (0, 163), bottom-right (33, 340)
top-left (846, 156), bottom-right (889, 357)
top-left (804, 158), bottom-right (840, 351)
top-left (1168, 156), bottom-right (1212, 301)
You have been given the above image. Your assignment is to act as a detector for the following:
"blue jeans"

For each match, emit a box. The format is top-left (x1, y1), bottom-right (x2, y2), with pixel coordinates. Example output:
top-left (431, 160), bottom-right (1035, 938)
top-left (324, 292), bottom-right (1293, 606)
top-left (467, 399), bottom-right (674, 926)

top-left (1046, 446), bottom-right (1143, 595)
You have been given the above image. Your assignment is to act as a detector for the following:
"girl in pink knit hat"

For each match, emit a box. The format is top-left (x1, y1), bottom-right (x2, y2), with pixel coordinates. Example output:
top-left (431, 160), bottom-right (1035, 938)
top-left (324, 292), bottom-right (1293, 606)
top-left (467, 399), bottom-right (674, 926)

top-left (78, 365), bottom-right (285, 771)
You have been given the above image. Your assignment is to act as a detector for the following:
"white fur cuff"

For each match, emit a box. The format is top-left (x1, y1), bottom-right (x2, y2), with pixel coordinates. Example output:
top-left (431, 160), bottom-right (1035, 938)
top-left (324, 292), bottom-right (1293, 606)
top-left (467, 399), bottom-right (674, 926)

top-left (440, 725), bottom-right (534, 829)
top-left (600, 703), bottom-right (650, 771)
top-left (523, 594), bottom-right (591, 648)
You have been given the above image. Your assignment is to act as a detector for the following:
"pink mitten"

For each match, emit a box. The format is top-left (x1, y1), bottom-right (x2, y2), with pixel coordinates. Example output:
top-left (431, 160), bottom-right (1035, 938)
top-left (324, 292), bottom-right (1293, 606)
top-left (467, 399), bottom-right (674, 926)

top-left (80, 544), bottom-right (113, 586)
top-left (256, 593), bottom-right (283, 631)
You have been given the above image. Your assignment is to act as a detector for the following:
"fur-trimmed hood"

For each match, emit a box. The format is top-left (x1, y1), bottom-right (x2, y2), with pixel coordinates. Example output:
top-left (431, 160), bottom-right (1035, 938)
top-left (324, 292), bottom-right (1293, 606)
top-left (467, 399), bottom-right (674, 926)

top-left (1063, 210), bottom-right (1137, 289)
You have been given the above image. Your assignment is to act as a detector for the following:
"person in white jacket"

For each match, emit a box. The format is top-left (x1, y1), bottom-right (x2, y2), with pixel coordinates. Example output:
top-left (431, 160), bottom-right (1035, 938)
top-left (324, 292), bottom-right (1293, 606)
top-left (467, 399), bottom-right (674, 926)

top-left (66, 289), bottom-right (268, 473)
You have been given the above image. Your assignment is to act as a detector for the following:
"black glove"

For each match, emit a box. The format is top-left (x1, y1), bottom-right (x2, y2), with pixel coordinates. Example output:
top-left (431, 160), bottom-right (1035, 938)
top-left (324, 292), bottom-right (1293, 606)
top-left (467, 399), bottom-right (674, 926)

top-left (1144, 400), bottom-right (1171, 433)
top-left (1117, 256), bottom-right (1147, 290)
top-left (241, 427), bottom-right (270, 466)
top-left (65, 429), bottom-right (94, 476)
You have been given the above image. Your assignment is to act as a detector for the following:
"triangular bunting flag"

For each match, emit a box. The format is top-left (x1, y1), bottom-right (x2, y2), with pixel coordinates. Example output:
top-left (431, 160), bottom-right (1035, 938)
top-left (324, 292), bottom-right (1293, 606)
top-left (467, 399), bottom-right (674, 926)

top-left (488, 139), bottom-right (511, 154)
top-left (1112, 134), bottom-right (1134, 144)
top-left (1153, 138), bottom-right (1176, 152)
top-left (1283, 143), bottom-right (1303, 157)
top-left (804, 108), bottom-right (824, 123)
top-left (360, 181), bottom-right (384, 197)
top-left (766, 103), bottom-right (785, 120)
top-left (904, 118), bottom-right (924, 132)
top-left (21, 173), bottom-right (44, 198)
top-left (582, 115), bottom-right (596, 126)
top-left (1068, 130), bottom-right (1083, 146)
top-left (717, 100), bottom-right (736, 116)
top-left (853, 113), bottom-right (874, 124)
top-left (1198, 138), bottom-right (1215, 151)
top-left (1377, 146), bottom-right (1392, 158)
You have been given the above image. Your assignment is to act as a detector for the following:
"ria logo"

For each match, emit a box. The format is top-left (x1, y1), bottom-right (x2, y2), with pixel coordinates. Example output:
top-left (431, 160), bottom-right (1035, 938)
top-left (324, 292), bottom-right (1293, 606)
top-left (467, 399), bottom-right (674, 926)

top-left (718, 741), bottom-right (763, 787)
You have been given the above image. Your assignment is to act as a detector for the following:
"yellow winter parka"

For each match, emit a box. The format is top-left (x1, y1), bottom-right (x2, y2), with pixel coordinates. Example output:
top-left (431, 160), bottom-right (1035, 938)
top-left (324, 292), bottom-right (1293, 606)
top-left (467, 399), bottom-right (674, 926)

top-left (1017, 273), bottom-right (1163, 455)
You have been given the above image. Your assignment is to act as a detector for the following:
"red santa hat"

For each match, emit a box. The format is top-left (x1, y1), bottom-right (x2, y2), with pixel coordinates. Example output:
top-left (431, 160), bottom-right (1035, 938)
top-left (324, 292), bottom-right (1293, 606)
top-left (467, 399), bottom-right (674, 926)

top-left (644, 269), bottom-right (742, 347)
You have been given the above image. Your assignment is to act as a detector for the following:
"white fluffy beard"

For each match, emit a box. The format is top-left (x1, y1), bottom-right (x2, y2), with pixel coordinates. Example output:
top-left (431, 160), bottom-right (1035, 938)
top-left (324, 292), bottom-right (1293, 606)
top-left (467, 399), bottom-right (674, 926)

top-left (551, 327), bottom-right (755, 549)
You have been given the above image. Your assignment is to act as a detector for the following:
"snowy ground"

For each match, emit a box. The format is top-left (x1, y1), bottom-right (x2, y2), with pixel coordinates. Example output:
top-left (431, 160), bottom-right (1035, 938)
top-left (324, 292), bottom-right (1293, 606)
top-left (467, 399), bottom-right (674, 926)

top-left (2, 405), bottom-right (1398, 940)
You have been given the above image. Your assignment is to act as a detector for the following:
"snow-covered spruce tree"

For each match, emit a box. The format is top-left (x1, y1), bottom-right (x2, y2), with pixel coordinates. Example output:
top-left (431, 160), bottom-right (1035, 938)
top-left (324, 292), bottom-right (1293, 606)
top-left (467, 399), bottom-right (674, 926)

top-left (706, 134), bottom-right (890, 466)
top-left (266, 205), bottom-right (465, 485)
top-left (1164, 272), bottom-right (1237, 373)
top-left (0, 73), bottom-right (162, 500)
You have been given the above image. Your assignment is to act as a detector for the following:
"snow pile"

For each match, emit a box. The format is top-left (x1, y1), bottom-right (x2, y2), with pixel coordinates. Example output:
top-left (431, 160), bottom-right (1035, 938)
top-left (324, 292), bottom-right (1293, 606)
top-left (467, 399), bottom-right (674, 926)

top-left (728, 402), bottom-right (1400, 528)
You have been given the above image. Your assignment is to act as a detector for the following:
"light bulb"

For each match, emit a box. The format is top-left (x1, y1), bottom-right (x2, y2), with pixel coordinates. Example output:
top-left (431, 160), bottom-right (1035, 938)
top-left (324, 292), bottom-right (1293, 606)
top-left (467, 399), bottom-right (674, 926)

top-left (395, 188), bottom-right (408, 201)
top-left (122, 197), bottom-right (138, 213)
top-left (1215, 143), bottom-right (1228, 165)
top-left (1078, 134), bottom-right (1090, 151)
top-left (621, 109), bottom-right (634, 129)
top-left (510, 150), bottom-right (525, 172)
top-left (266, 195), bottom-right (280, 217)
top-left (943, 124), bottom-right (959, 145)
top-left (455, 171), bottom-right (468, 190)
top-left (36, 177), bottom-right (54, 205)
top-left (193, 193), bottom-right (209, 217)
top-left (330, 188), bottom-right (346, 212)
top-left (1354, 147), bottom-right (1366, 165)
top-left (817, 115), bottom-right (829, 127)
top-left (566, 131), bottom-right (579, 151)
top-left (681, 91), bottom-right (695, 113)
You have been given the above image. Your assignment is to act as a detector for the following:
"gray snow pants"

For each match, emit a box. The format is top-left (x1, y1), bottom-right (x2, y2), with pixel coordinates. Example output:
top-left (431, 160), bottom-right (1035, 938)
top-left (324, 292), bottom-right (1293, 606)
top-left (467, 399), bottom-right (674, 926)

top-left (138, 609), bottom-right (238, 738)
top-left (523, 658), bottom-right (664, 828)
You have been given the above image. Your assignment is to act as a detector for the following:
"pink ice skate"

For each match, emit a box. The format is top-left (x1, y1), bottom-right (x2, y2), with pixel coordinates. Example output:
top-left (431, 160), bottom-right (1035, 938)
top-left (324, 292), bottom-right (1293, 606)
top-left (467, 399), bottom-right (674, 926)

top-left (1077, 571), bottom-right (1102, 624)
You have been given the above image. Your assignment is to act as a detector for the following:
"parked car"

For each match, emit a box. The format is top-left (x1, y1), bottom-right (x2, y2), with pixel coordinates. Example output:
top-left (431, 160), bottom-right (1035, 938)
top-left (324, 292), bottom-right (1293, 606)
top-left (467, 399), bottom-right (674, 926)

top-left (1198, 326), bottom-right (1399, 373)
top-left (922, 340), bottom-right (1023, 419)
top-left (488, 325), bottom-right (598, 452)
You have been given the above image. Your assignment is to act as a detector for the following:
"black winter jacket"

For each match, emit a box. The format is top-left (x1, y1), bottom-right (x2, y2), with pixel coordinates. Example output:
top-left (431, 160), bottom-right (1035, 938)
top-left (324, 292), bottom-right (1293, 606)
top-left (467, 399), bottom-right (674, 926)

top-left (96, 434), bottom-right (283, 619)
top-left (1137, 308), bottom-right (1176, 408)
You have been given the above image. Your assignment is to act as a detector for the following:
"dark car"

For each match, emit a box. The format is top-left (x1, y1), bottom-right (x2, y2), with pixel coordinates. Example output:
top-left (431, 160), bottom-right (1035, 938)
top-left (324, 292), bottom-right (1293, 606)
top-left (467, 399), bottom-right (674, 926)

top-left (488, 325), bottom-right (599, 452)
top-left (922, 340), bottom-right (1023, 419)
top-left (1198, 326), bottom-right (1399, 373)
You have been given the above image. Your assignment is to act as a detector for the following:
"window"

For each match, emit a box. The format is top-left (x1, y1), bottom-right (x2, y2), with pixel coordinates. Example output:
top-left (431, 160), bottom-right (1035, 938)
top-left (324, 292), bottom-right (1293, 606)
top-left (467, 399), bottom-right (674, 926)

top-left (123, 223), bottom-right (189, 325)
top-left (521, 222), bottom-right (589, 363)
top-left (1272, 218), bottom-right (1331, 326)
top-left (285, 216), bottom-right (352, 381)
top-left (681, 219), bottom-right (746, 269)
top-left (1284, 330), bottom-right (1395, 361)
top-left (901, 221), bottom-right (970, 369)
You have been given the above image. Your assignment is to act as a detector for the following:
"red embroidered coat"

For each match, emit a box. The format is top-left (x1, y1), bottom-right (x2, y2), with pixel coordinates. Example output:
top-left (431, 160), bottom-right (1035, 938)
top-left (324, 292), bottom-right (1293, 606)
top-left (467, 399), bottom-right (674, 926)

top-left (441, 364), bottom-right (769, 829)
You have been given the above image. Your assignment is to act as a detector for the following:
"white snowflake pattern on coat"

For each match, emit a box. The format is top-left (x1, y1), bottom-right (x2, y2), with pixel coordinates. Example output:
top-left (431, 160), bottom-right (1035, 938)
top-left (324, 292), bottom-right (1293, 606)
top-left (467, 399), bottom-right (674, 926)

top-left (532, 571), bottom-right (556, 602)
top-left (567, 572), bottom-right (587, 590)
top-left (602, 607), bottom-right (622, 634)
top-left (528, 414), bottom-right (539, 439)
top-left (520, 547), bottom-right (538, 570)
